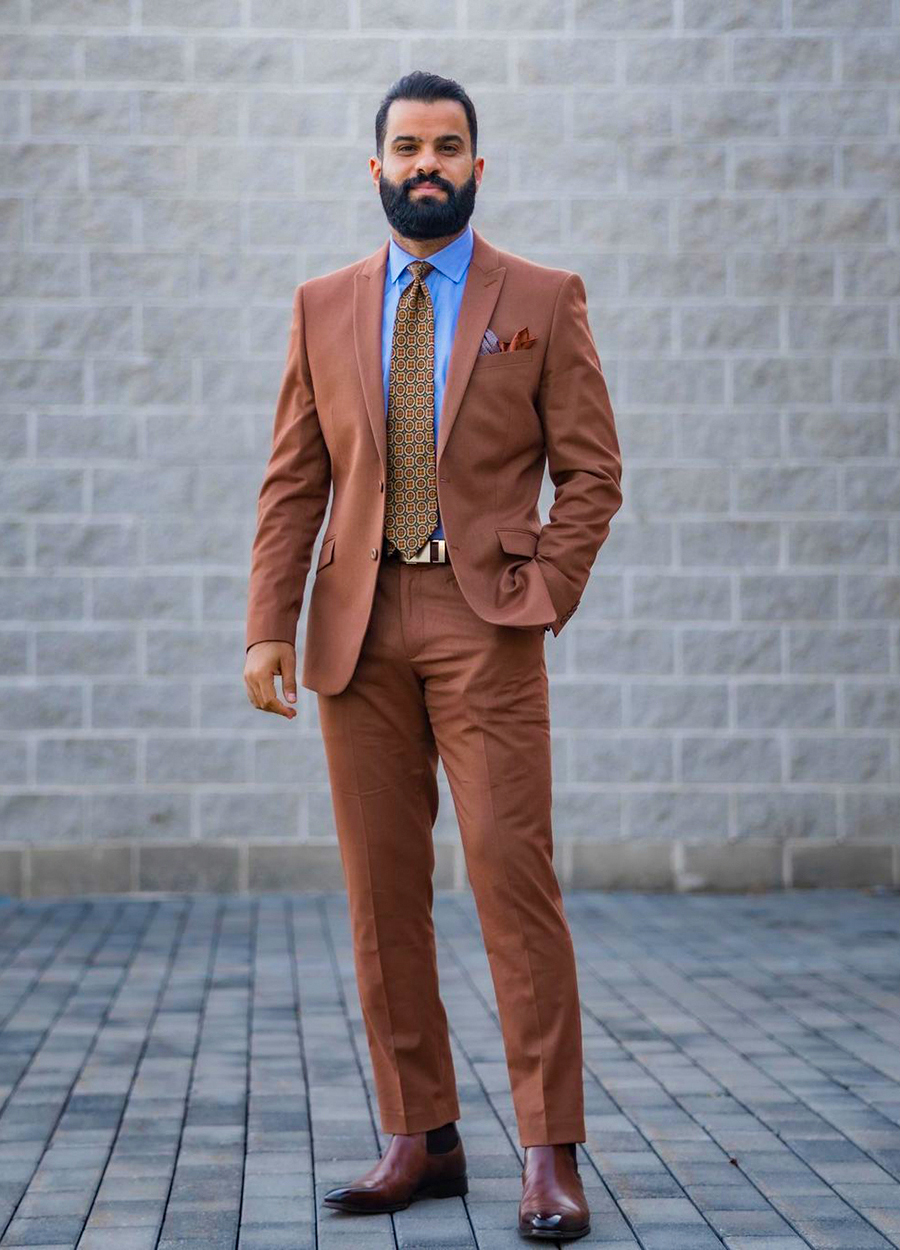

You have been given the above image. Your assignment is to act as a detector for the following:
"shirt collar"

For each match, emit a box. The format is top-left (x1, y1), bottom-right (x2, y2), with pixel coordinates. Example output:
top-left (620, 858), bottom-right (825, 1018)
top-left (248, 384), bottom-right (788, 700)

top-left (388, 222), bottom-right (474, 286)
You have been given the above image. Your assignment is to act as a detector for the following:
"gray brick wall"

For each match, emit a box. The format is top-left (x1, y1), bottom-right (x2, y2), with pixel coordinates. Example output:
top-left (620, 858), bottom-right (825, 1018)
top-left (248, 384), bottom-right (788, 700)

top-left (1, 3), bottom-right (898, 894)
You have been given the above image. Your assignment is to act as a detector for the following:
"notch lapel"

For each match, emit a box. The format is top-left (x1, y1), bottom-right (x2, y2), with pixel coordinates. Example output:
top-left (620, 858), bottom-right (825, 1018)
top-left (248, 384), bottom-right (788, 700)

top-left (352, 225), bottom-right (508, 474)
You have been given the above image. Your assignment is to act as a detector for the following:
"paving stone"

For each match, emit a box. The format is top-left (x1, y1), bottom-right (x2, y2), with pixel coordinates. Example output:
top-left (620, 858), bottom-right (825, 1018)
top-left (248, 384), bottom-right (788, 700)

top-left (3, 1220), bottom-right (82, 1246)
top-left (77, 1231), bottom-right (159, 1250)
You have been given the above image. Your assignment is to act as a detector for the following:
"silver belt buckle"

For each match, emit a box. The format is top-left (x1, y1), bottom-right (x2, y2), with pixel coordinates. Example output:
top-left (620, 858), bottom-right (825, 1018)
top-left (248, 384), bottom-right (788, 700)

top-left (403, 538), bottom-right (447, 564)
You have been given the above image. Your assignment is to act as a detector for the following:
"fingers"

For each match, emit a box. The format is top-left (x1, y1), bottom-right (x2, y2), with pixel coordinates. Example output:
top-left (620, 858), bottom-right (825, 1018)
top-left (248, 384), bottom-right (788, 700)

top-left (281, 653), bottom-right (297, 707)
top-left (244, 660), bottom-right (297, 719)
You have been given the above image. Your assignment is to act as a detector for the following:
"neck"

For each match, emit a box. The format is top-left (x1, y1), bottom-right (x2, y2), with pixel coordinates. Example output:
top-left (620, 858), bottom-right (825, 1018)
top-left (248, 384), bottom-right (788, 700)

top-left (391, 225), bottom-right (467, 258)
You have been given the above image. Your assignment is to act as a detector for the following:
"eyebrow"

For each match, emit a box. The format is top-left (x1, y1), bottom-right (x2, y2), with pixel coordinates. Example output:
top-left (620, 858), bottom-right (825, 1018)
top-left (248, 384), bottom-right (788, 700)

top-left (390, 134), bottom-right (465, 145)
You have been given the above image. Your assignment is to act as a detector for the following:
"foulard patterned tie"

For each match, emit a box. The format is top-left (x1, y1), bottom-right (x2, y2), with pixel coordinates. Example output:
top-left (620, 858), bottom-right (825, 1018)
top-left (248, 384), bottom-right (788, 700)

top-left (383, 259), bottom-right (440, 559)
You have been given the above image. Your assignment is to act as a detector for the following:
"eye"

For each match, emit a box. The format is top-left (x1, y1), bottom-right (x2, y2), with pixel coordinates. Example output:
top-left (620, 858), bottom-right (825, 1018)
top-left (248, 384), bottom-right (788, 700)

top-left (396, 145), bottom-right (459, 154)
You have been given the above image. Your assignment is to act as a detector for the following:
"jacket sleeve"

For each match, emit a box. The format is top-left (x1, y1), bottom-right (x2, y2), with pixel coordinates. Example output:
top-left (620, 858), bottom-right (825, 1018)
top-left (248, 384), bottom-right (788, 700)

top-left (533, 271), bottom-right (623, 635)
top-left (245, 282), bottom-right (332, 652)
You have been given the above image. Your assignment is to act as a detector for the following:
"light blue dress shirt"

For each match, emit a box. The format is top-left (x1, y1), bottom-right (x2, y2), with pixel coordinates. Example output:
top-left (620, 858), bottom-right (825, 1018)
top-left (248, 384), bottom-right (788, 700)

top-left (382, 222), bottom-right (474, 543)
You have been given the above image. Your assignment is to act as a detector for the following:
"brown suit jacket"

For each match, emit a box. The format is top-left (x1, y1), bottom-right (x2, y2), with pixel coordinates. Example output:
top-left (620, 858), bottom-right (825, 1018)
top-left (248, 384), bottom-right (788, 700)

top-left (245, 225), bottom-right (623, 697)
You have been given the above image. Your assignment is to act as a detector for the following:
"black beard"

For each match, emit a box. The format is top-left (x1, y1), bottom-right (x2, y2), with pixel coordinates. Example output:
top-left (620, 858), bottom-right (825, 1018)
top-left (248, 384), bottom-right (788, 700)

top-left (378, 169), bottom-right (477, 241)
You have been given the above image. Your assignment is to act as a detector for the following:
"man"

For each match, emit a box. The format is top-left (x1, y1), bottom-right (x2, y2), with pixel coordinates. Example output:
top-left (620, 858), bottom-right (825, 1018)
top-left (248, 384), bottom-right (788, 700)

top-left (243, 70), bottom-right (623, 1241)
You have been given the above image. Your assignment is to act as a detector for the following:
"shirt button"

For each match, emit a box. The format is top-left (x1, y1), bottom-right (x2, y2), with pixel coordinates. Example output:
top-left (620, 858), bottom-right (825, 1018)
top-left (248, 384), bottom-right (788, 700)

top-left (370, 548), bottom-right (378, 559)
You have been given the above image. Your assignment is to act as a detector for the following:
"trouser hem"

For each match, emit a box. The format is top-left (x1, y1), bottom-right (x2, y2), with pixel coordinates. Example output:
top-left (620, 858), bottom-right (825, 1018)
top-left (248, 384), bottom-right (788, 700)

top-left (379, 1100), bottom-right (462, 1136)
top-left (518, 1121), bottom-right (587, 1147)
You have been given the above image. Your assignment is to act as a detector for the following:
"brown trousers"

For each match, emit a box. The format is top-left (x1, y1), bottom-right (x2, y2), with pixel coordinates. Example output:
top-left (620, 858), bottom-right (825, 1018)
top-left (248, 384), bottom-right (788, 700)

top-left (316, 548), bottom-right (585, 1147)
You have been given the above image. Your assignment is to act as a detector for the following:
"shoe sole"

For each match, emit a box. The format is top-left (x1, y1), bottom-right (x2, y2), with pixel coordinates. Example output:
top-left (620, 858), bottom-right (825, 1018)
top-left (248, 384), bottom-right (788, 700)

top-left (518, 1222), bottom-right (591, 1241)
top-left (322, 1172), bottom-right (468, 1214)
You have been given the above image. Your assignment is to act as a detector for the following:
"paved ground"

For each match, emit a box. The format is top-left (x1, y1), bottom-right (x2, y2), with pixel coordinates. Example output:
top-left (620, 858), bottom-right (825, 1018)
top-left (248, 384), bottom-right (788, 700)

top-left (0, 887), bottom-right (897, 1249)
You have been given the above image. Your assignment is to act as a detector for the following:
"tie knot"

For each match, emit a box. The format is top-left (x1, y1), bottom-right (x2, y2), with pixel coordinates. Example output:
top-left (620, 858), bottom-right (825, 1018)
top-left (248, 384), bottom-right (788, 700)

top-left (409, 260), bottom-right (433, 282)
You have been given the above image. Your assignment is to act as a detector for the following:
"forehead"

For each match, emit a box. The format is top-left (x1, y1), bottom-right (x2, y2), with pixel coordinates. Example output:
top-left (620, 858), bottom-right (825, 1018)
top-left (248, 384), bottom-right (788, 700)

top-left (385, 97), bottom-right (469, 143)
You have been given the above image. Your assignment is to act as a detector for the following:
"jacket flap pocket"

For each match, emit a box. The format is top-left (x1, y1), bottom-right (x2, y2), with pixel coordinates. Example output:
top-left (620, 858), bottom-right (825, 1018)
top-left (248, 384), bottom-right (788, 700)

top-left (316, 535), bottom-right (336, 570)
top-left (496, 528), bottom-right (538, 557)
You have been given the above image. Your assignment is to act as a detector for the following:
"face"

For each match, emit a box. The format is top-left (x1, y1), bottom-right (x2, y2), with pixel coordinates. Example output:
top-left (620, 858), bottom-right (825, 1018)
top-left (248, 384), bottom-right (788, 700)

top-left (370, 98), bottom-right (483, 242)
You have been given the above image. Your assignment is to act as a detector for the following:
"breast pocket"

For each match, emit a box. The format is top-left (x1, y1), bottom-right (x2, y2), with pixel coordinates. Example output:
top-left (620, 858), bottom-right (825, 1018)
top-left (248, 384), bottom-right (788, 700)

top-left (471, 349), bottom-right (534, 374)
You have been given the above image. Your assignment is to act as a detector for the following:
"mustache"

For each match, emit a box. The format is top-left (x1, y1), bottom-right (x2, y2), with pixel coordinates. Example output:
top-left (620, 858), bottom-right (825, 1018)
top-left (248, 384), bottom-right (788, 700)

top-left (407, 178), bottom-right (451, 193)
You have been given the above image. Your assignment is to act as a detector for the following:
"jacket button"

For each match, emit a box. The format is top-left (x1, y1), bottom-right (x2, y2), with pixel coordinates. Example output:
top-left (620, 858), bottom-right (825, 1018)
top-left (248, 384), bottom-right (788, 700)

top-left (370, 548), bottom-right (378, 558)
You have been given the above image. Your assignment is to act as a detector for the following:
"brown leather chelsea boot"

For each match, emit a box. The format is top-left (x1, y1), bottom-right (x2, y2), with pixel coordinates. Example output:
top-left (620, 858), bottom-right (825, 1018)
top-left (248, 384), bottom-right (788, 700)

top-left (322, 1121), bottom-right (467, 1215)
top-left (518, 1142), bottom-right (590, 1240)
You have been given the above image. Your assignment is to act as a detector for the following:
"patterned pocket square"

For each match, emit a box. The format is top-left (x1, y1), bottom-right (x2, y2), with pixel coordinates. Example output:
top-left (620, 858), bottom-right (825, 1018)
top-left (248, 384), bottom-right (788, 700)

top-left (478, 325), bottom-right (537, 355)
top-left (478, 327), bottom-right (501, 355)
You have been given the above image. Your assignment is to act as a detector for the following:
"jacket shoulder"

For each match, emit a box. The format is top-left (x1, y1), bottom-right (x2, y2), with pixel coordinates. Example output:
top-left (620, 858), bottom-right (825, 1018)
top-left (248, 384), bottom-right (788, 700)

top-left (491, 245), bottom-right (578, 296)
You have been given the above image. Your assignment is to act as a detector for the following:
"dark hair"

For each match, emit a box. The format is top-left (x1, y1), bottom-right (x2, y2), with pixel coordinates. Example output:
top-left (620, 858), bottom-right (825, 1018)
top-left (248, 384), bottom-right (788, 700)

top-left (375, 71), bottom-right (477, 162)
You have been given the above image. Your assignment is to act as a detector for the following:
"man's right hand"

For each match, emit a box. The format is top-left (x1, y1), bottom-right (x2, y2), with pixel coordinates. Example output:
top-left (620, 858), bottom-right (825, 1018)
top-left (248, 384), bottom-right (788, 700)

top-left (244, 641), bottom-right (298, 719)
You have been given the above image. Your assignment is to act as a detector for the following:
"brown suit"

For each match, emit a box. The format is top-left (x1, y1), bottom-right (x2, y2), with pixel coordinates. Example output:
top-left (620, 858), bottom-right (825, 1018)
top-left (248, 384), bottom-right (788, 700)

top-left (246, 225), bottom-right (623, 1146)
